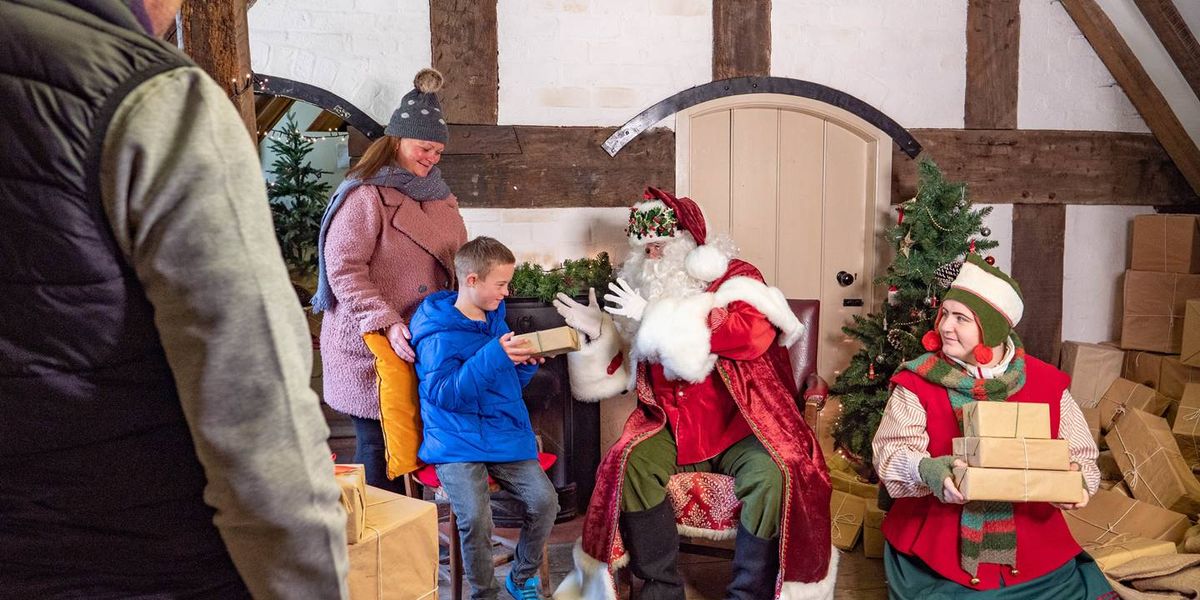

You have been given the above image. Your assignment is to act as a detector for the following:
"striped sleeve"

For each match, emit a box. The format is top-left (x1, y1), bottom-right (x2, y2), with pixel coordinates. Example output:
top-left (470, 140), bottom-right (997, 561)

top-left (1059, 389), bottom-right (1101, 495)
top-left (871, 385), bottom-right (934, 498)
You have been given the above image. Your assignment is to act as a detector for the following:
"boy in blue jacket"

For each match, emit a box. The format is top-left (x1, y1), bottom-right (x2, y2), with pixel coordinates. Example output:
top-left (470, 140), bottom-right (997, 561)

top-left (409, 236), bottom-right (558, 600)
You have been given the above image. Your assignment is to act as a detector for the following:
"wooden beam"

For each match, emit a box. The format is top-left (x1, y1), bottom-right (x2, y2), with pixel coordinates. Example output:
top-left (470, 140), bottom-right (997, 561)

top-left (255, 95), bottom-right (294, 143)
top-left (713, 0), bottom-right (771, 80)
top-left (1133, 0), bottom-right (1200, 102)
top-left (439, 126), bottom-right (674, 208)
top-left (444, 125), bottom-right (521, 155)
top-left (1012, 204), bottom-right (1066, 363)
top-left (1060, 0), bottom-right (1200, 194)
top-left (430, 0), bottom-right (498, 124)
top-left (181, 0), bottom-right (256, 141)
top-left (965, 0), bottom-right (1019, 129)
top-left (892, 129), bottom-right (1198, 206)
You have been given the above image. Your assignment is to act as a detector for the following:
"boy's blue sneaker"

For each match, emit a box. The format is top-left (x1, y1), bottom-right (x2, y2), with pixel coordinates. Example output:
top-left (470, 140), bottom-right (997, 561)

top-left (504, 572), bottom-right (542, 599)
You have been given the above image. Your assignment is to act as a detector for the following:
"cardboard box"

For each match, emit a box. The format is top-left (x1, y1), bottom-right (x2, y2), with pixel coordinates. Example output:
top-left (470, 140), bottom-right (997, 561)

top-left (1060, 341), bottom-right (1126, 408)
top-left (1105, 408), bottom-right (1200, 515)
top-left (512, 326), bottom-right (581, 358)
top-left (336, 464), bottom-right (367, 545)
top-left (862, 499), bottom-right (885, 559)
top-left (962, 401), bottom-right (1051, 439)
top-left (1183, 300), bottom-right (1200, 367)
top-left (1161, 355), bottom-right (1200, 401)
top-left (1082, 407), bottom-right (1102, 446)
top-left (953, 467), bottom-right (1084, 504)
top-left (830, 490), bottom-right (866, 550)
top-left (953, 437), bottom-right (1070, 470)
top-left (830, 469), bottom-right (879, 500)
top-left (1124, 351), bottom-right (1166, 390)
top-left (1097, 450), bottom-right (1122, 481)
top-left (348, 486), bottom-right (439, 600)
top-left (1171, 383), bottom-right (1200, 469)
top-left (1097, 378), bottom-right (1171, 431)
top-left (1064, 489), bottom-right (1191, 546)
top-left (1120, 271), bottom-right (1200, 354)
top-left (1083, 534), bottom-right (1177, 572)
top-left (1131, 214), bottom-right (1200, 274)
top-left (1099, 479), bottom-right (1132, 497)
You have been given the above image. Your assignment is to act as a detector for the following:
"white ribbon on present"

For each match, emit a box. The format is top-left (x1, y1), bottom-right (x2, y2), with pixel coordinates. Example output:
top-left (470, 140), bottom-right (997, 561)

top-left (1107, 424), bottom-right (1169, 508)
top-left (830, 494), bottom-right (860, 546)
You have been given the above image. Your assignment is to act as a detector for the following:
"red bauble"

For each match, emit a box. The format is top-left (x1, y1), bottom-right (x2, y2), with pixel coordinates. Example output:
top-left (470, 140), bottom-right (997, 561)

top-left (985, 256), bottom-right (996, 265)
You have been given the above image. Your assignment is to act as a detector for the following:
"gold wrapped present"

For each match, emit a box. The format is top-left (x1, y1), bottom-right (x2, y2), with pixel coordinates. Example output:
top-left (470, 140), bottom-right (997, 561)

top-left (962, 401), bottom-right (1050, 439)
top-left (830, 469), bottom-right (878, 499)
top-left (953, 466), bottom-right (1084, 503)
top-left (1171, 383), bottom-right (1200, 469)
top-left (830, 490), bottom-right (866, 550)
top-left (1184, 300), bottom-right (1200, 367)
top-left (348, 486), bottom-right (438, 600)
top-left (1120, 271), bottom-right (1200, 354)
top-left (953, 437), bottom-right (1070, 470)
top-left (1097, 378), bottom-right (1170, 431)
top-left (1065, 489), bottom-right (1190, 546)
top-left (335, 464), bottom-right (366, 545)
top-left (1106, 408), bottom-right (1200, 515)
top-left (512, 326), bottom-right (581, 358)
top-left (863, 499), bottom-right (885, 559)
top-left (1082, 533), bottom-right (1178, 572)
top-left (1060, 341), bottom-right (1125, 408)
top-left (1131, 214), bottom-right (1200, 274)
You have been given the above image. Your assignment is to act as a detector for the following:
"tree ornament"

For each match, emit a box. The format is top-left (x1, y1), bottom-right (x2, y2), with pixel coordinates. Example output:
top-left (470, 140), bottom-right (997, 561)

top-left (985, 255), bottom-right (996, 266)
top-left (897, 208), bottom-right (905, 225)
top-left (876, 354), bottom-right (886, 364)
top-left (980, 226), bottom-right (991, 237)
top-left (886, 329), bottom-right (906, 349)
top-left (934, 261), bottom-right (963, 288)
top-left (887, 285), bottom-right (899, 306)
top-left (924, 295), bottom-right (939, 308)
top-left (868, 363), bottom-right (876, 380)
top-left (900, 232), bottom-right (915, 258)
top-left (969, 239), bottom-right (977, 254)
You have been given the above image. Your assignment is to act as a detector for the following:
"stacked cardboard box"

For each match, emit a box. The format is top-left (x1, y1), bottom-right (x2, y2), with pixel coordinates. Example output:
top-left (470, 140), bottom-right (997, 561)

top-left (826, 454), bottom-right (878, 552)
top-left (1104, 408), bottom-right (1200, 516)
top-left (951, 402), bottom-right (1084, 504)
top-left (1060, 341), bottom-right (1125, 408)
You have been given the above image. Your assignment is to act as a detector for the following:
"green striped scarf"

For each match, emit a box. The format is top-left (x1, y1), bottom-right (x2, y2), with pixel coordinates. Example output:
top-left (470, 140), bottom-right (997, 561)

top-left (898, 335), bottom-right (1027, 577)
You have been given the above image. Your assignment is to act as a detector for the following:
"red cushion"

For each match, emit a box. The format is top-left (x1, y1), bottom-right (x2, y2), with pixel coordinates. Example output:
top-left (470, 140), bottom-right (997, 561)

top-left (414, 453), bottom-right (558, 489)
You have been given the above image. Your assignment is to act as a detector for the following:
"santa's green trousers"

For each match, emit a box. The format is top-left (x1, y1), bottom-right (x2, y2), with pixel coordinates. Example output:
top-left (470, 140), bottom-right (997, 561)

top-left (620, 427), bottom-right (783, 539)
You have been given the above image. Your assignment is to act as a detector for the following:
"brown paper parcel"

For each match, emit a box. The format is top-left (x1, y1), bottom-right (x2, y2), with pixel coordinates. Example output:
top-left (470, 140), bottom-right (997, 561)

top-left (1161, 355), bottom-right (1200, 401)
top-left (335, 464), bottom-right (367, 545)
top-left (1098, 378), bottom-right (1171, 431)
top-left (1171, 383), bottom-right (1200, 469)
top-left (962, 401), bottom-right (1051, 439)
top-left (1183, 300), bottom-right (1200, 367)
top-left (863, 499), bottom-right (885, 559)
top-left (1060, 341), bottom-right (1126, 408)
top-left (1120, 270), bottom-right (1200, 354)
top-left (953, 466), bottom-right (1084, 503)
top-left (953, 437), bottom-right (1070, 470)
top-left (1106, 407), bottom-right (1200, 515)
top-left (1124, 351), bottom-right (1166, 391)
top-left (348, 486), bottom-right (438, 600)
top-left (829, 490), bottom-right (866, 551)
top-left (1082, 407), bottom-right (1102, 446)
top-left (1082, 533), bottom-right (1178, 572)
top-left (512, 326), bottom-right (581, 358)
top-left (1130, 214), bottom-right (1200, 274)
top-left (830, 469), bottom-right (879, 499)
top-left (1064, 488), bottom-right (1191, 546)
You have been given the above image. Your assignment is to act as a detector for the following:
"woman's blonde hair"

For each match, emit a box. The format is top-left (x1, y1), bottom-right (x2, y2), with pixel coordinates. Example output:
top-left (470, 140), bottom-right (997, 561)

top-left (346, 135), bottom-right (400, 180)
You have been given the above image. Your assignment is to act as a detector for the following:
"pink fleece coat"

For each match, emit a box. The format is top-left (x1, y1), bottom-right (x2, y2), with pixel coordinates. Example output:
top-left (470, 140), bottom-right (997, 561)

top-left (319, 185), bottom-right (467, 419)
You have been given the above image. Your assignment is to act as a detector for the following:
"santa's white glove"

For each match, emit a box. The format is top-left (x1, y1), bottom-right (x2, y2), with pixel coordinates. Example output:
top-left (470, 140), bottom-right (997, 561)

top-left (604, 278), bottom-right (647, 322)
top-left (553, 288), bottom-right (603, 339)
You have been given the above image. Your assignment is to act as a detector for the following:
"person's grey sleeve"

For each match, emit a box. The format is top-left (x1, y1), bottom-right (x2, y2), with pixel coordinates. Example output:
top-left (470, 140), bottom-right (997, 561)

top-left (100, 66), bottom-right (349, 599)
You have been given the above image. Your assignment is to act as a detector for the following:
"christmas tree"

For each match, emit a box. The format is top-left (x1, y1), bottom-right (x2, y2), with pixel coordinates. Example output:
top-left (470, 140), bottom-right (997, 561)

top-left (830, 159), bottom-right (998, 468)
top-left (266, 113), bottom-right (332, 282)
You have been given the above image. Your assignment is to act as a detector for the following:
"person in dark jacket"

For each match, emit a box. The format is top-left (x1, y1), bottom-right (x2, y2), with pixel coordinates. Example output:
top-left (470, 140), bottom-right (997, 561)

top-left (409, 236), bottom-right (558, 600)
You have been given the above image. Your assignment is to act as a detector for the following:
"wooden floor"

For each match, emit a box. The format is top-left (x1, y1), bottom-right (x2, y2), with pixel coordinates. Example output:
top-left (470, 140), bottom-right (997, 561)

top-left (436, 515), bottom-right (888, 599)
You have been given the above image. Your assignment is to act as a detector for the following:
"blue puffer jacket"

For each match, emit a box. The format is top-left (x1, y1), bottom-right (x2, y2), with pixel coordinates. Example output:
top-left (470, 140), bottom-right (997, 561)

top-left (410, 291), bottom-right (539, 464)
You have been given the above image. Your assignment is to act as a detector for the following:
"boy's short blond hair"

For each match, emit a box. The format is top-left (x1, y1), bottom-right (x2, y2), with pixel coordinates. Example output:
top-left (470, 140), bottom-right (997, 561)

top-left (455, 236), bottom-right (516, 282)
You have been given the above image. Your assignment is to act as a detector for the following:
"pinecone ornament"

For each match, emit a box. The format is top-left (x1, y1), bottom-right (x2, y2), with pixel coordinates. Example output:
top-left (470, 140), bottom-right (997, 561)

top-left (935, 261), bottom-right (962, 288)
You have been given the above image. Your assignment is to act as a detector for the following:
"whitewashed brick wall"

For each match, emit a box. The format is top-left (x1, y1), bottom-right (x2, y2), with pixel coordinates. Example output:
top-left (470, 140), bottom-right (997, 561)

top-left (497, 0), bottom-right (711, 126)
top-left (1018, 0), bottom-right (1147, 132)
top-left (771, 0), bottom-right (968, 128)
top-left (248, 0), bottom-right (431, 124)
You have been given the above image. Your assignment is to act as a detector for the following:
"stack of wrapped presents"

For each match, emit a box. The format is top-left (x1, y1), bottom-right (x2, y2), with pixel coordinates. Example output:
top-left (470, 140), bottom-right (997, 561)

top-left (1056, 214), bottom-right (1200, 573)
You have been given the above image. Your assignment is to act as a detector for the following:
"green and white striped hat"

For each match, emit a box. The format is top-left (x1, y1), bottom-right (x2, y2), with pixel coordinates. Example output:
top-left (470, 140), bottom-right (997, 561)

top-left (943, 253), bottom-right (1024, 347)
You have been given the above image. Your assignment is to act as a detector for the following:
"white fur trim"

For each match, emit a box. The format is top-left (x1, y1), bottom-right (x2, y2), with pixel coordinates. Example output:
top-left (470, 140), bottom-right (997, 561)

top-left (685, 244), bottom-right (731, 282)
top-left (566, 315), bottom-right (630, 401)
top-left (951, 260), bottom-right (1023, 326)
top-left (552, 539), bottom-right (618, 600)
top-left (677, 525), bottom-right (737, 541)
top-left (777, 546), bottom-right (839, 600)
top-left (713, 277), bottom-right (805, 347)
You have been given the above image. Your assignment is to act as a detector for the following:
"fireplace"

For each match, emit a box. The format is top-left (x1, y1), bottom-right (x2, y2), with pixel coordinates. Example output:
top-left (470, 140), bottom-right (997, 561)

top-left (491, 298), bottom-right (601, 526)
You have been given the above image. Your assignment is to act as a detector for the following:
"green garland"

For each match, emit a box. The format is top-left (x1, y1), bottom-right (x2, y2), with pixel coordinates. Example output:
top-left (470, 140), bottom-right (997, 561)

top-left (509, 252), bottom-right (614, 302)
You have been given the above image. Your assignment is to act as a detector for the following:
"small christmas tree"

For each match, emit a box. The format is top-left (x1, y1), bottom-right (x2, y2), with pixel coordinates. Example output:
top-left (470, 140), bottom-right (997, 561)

top-left (266, 114), bottom-right (332, 281)
top-left (830, 159), bottom-right (998, 468)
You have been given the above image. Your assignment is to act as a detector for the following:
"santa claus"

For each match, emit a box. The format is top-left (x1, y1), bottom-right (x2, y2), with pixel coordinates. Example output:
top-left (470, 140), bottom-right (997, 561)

top-left (552, 187), bottom-right (836, 600)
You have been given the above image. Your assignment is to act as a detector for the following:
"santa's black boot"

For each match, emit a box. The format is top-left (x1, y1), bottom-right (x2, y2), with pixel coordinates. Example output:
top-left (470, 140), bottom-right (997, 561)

top-left (619, 501), bottom-right (685, 600)
top-left (726, 524), bottom-right (780, 600)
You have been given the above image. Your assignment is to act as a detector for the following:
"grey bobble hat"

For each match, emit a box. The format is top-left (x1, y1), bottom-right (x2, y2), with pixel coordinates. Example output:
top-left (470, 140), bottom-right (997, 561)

top-left (385, 68), bottom-right (448, 143)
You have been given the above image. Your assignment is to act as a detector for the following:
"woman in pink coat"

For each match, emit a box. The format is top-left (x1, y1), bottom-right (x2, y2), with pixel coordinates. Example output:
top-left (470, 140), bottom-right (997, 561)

top-left (312, 69), bottom-right (467, 491)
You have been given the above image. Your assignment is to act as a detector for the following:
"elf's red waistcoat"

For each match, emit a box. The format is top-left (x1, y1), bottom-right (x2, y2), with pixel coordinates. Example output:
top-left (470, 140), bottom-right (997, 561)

top-left (881, 356), bottom-right (1082, 590)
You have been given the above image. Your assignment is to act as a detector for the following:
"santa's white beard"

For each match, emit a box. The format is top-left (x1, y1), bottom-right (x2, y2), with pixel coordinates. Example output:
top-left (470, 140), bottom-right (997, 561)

top-left (618, 234), bottom-right (707, 301)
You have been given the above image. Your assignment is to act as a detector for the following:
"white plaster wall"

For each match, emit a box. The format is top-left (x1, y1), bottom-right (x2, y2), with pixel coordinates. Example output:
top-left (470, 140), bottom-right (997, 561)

top-left (771, 0), bottom-right (968, 129)
top-left (1018, 0), bottom-right (1148, 132)
top-left (248, 0), bottom-right (431, 125)
top-left (460, 207), bottom-right (631, 266)
top-left (496, 0), bottom-right (712, 127)
top-left (1062, 205), bottom-right (1156, 344)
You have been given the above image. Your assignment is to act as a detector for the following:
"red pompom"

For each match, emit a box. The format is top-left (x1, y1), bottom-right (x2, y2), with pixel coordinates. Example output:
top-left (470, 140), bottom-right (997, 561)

top-left (973, 344), bottom-right (994, 364)
top-left (922, 329), bottom-right (942, 351)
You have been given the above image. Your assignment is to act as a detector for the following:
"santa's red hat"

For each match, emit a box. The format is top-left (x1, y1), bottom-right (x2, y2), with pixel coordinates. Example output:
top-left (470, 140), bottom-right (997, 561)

top-left (626, 186), bottom-right (730, 282)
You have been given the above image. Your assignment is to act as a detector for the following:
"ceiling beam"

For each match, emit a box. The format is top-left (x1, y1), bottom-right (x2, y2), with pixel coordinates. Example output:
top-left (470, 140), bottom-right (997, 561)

top-left (1132, 0), bottom-right (1200, 102)
top-left (965, 0), bottom-right (1020, 129)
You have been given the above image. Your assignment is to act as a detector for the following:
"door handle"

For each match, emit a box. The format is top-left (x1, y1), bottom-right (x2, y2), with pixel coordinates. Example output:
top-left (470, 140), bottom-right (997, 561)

top-left (836, 271), bottom-right (856, 287)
